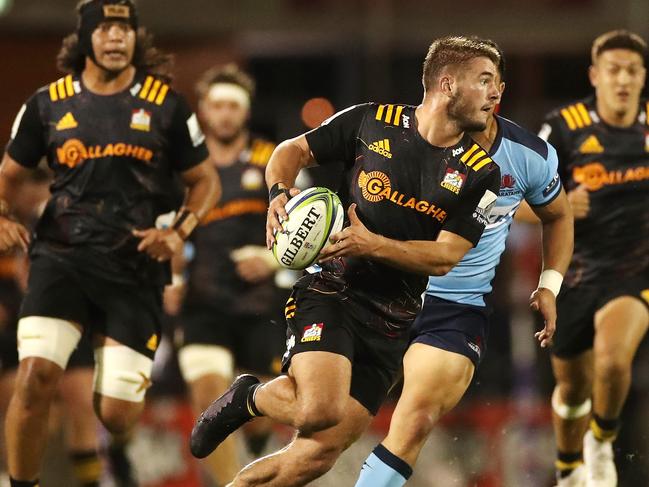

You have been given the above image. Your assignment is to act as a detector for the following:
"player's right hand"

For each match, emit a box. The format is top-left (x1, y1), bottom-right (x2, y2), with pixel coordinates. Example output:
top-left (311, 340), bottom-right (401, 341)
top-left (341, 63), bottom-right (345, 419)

top-left (0, 216), bottom-right (30, 253)
top-left (266, 187), bottom-right (301, 249)
top-left (567, 184), bottom-right (589, 219)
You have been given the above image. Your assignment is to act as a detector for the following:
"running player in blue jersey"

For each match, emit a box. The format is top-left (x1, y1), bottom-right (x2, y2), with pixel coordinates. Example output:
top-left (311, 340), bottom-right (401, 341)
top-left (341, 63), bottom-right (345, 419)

top-left (354, 42), bottom-right (575, 487)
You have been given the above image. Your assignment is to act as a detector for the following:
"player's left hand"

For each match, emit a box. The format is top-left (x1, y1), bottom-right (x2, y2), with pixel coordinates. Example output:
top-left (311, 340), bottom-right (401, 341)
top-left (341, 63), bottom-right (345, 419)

top-left (529, 287), bottom-right (556, 348)
top-left (319, 204), bottom-right (378, 263)
top-left (133, 227), bottom-right (184, 262)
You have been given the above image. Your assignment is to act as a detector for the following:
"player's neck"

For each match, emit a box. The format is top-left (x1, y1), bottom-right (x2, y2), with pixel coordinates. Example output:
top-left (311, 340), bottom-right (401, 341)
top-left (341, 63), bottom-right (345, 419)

top-left (206, 131), bottom-right (249, 167)
top-left (415, 100), bottom-right (464, 147)
top-left (469, 115), bottom-right (498, 152)
top-left (82, 60), bottom-right (136, 95)
top-left (596, 99), bottom-right (638, 128)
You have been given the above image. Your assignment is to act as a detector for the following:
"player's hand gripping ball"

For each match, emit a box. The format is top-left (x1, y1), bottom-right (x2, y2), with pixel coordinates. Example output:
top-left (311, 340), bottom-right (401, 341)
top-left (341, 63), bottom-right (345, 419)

top-left (272, 187), bottom-right (344, 270)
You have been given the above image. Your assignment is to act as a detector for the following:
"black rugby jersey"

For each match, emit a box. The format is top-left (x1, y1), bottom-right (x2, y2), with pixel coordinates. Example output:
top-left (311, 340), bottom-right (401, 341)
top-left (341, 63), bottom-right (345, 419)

top-left (6, 73), bottom-right (209, 285)
top-left (541, 96), bottom-right (649, 286)
top-left (304, 103), bottom-right (501, 333)
top-left (184, 138), bottom-right (277, 314)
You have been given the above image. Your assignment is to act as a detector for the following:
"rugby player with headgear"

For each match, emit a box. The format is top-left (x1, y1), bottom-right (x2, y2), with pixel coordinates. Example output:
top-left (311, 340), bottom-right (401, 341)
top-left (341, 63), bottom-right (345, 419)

top-left (190, 35), bottom-right (502, 487)
top-left (538, 30), bottom-right (649, 487)
top-left (353, 40), bottom-right (574, 487)
top-left (0, 1), bottom-right (219, 486)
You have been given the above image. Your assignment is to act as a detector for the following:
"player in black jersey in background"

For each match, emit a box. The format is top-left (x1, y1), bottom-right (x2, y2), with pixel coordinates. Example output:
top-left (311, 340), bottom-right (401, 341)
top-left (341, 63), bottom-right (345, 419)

top-left (0, 2), bottom-right (219, 487)
top-left (190, 35), bottom-right (502, 487)
top-left (175, 64), bottom-right (286, 486)
top-left (539, 31), bottom-right (649, 487)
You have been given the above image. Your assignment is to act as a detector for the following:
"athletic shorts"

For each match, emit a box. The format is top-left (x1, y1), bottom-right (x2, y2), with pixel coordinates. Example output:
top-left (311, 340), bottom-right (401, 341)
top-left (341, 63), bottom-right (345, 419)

top-left (552, 273), bottom-right (649, 358)
top-left (281, 282), bottom-right (409, 416)
top-left (178, 305), bottom-right (286, 377)
top-left (410, 294), bottom-right (490, 367)
top-left (20, 255), bottom-right (163, 360)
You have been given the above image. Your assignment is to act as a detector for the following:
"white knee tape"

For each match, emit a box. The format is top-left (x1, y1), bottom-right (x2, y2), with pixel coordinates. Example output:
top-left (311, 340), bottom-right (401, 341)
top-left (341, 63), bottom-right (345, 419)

top-left (552, 386), bottom-right (592, 420)
top-left (17, 316), bottom-right (82, 370)
top-left (177, 344), bottom-right (234, 383)
top-left (93, 346), bottom-right (154, 403)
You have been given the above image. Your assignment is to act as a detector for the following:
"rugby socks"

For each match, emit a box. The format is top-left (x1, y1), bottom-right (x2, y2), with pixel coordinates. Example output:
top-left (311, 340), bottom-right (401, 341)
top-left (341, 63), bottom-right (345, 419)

top-left (9, 479), bottom-right (39, 487)
top-left (70, 449), bottom-right (102, 487)
top-left (590, 413), bottom-right (619, 442)
top-left (246, 383), bottom-right (264, 417)
top-left (555, 451), bottom-right (583, 479)
top-left (355, 444), bottom-right (412, 487)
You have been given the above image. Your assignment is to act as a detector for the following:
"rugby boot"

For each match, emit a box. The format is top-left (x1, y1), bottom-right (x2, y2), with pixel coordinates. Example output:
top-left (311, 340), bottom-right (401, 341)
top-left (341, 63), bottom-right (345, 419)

top-left (584, 430), bottom-right (617, 486)
top-left (190, 374), bottom-right (260, 458)
top-left (555, 465), bottom-right (586, 487)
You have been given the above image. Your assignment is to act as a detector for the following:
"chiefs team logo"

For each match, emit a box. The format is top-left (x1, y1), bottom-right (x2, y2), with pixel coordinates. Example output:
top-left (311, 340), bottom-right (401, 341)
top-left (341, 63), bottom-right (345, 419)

top-left (358, 170), bottom-right (391, 202)
top-left (57, 139), bottom-right (87, 168)
top-left (440, 168), bottom-right (466, 194)
top-left (301, 323), bottom-right (324, 343)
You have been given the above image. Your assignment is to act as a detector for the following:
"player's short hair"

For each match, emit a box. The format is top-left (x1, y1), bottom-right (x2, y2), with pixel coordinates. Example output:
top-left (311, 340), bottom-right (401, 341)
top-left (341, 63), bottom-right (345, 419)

top-left (484, 39), bottom-right (506, 82)
top-left (422, 35), bottom-right (502, 91)
top-left (195, 64), bottom-right (256, 100)
top-left (591, 30), bottom-right (648, 64)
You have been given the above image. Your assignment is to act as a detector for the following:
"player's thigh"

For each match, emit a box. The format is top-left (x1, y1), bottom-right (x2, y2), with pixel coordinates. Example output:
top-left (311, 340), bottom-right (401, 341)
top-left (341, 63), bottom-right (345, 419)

top-left (594, 295), bottom-right (649, 363)
top-left (289, 351), bottom-right (352, 418)
top-left (551, 350), bottom-right (594, 402)
top-left (390, 343), bottom-right (473, 438)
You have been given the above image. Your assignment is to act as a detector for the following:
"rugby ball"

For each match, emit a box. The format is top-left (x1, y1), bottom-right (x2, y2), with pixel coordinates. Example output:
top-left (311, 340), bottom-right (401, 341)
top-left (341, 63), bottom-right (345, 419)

top-left (272, 187), bottom-right (344, 270)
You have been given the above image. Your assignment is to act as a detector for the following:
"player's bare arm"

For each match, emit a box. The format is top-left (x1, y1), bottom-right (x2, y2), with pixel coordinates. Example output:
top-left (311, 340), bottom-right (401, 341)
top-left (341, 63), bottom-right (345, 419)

top-left (319, 203), bottom-right (473, 276)
top-left (0, 154), bottom-right (32, 253)
top-left (265, 135), bottom-right (313, 247)
top-left (134, 158), bottom-right (219, 261)
top-left (528, 188), bottom-right (574, 347)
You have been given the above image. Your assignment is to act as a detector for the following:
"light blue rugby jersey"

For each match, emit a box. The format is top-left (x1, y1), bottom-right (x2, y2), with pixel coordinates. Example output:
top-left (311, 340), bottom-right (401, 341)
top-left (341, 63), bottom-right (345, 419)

top-left (426, 115), bottom-right (561, 306)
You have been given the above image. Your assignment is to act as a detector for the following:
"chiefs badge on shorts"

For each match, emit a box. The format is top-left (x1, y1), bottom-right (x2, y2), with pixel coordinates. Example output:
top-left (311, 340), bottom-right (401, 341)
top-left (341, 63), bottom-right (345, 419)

top-left (301, 323), bottom-right (324, 343)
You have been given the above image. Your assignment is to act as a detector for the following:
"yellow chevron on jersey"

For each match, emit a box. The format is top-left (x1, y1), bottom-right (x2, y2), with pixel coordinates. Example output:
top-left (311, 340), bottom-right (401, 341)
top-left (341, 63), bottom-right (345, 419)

top-left (579, 134), bottom-right (604, 154)
top-left (375, 104), bottom-right (405, 126)
top-left (136, 76), bottom-right (170, 106)
top-left (249, 139), bottom-right (276, 166)
top-left (56, 112), bottom-right (78, 131)
top-left (459, 144), bottom-right (493, 171)
top-left (560, 103), bottom-right (592, 130)
top-left (49, 75), bottom-right (78, 102)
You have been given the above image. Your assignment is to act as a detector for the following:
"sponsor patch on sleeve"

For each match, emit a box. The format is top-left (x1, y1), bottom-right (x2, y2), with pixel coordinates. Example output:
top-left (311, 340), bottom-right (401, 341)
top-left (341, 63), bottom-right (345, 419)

top-left (473, 189), bottom-right (498, 226)
top-left (187, 113), bottom-right (205, 147)
top-left (542, 173), bottom-right (560, 197)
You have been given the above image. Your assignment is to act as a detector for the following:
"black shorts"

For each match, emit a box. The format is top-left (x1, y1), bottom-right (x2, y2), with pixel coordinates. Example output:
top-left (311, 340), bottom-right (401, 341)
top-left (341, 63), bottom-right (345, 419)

top-left (20, 255), bottom-right (163, 360)
top-left (410, 294), bottom-right (490, 367)
top-left (282, 285), bottom-right (409, 416)
top-left (178, 305), bottom-right (286, 377)
top-left (552, 274), bottom-right (649, 358)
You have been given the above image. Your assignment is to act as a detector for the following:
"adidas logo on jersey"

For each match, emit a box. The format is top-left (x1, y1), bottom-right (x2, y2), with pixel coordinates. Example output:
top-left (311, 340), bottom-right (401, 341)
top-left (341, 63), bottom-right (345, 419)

top-left (56, 112), bottom-right (78, 131)
top-left (368, 139), bottom-right (392, 158)
top-left (579, 135), bottom-right (604, 154)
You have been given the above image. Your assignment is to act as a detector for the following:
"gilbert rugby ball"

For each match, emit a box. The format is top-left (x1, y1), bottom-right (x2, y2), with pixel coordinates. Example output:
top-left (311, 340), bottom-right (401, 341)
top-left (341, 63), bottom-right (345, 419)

top-left (272, 187), bottom-right (344, 270)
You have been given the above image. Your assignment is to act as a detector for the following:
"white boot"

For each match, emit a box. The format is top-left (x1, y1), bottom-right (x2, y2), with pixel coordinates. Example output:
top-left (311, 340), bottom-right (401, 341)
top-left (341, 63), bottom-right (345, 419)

top-left (555, 464), bottom-right (586, 487)
top-left (584, 430), bottom-right (617, 486)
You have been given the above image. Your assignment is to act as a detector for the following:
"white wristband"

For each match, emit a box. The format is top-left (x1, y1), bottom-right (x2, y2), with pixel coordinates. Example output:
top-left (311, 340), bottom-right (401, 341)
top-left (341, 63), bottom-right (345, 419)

top-left (538, 269), bottom-right (563, 297)
top-left (171, 273), bottom-right (186, 287)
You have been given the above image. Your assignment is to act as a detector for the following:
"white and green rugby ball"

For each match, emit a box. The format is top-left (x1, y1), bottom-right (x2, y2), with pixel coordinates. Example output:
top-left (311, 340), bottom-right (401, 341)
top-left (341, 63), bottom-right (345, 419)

top-left (272, 187), bottom-right (344, 270)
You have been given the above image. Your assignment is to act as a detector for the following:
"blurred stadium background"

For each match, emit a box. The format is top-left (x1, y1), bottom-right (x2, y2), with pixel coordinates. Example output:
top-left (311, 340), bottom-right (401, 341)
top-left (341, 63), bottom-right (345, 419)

top-left (0, 1), bottom-right (648, 486)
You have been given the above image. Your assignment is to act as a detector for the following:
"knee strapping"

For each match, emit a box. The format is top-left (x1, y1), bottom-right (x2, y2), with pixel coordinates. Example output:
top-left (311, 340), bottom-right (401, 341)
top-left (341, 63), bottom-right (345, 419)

top-left (17, 316), bottom-right (82, 369)
top-left (177, 344), bottom-right (234, 382)
top-left (93, 346), bottom-right (153, 403)
top-left (552, 386), bottom-right (591, 420)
